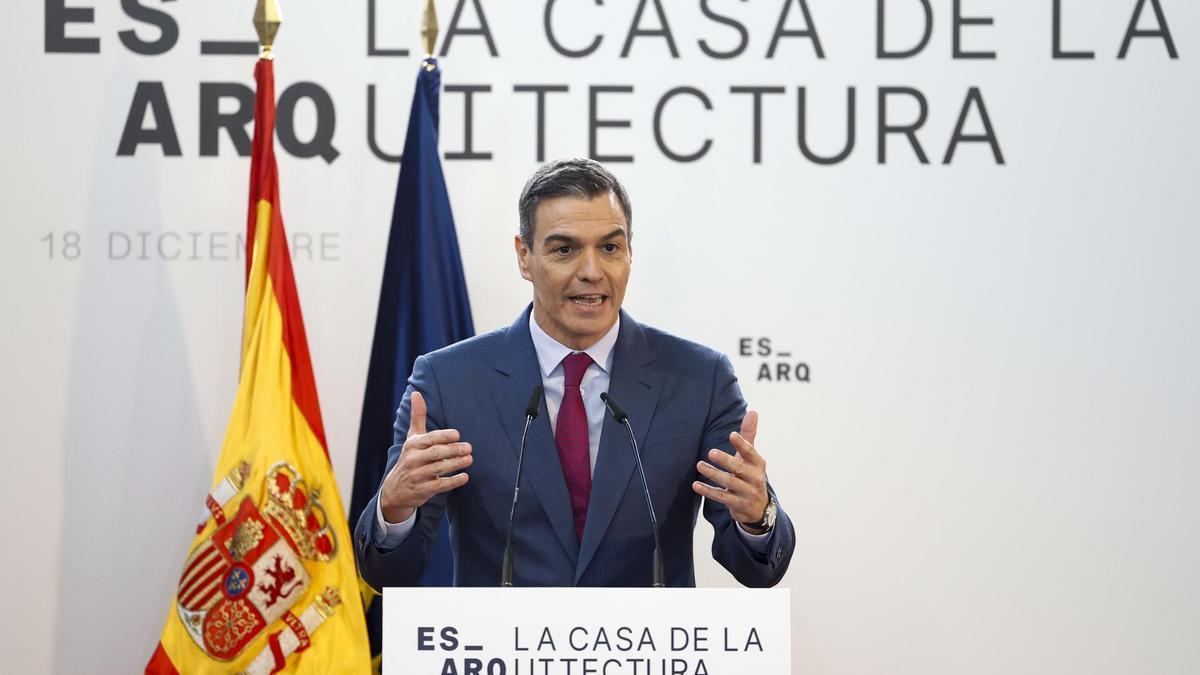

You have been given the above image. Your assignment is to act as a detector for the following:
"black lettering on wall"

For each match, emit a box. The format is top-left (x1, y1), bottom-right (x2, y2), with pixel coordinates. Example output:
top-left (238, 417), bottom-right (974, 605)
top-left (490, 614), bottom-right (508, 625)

top-left (118, 0), bottom-right (179, 55)
top-left (653, 87), bottom-right (713, 162)
top-left (621, 0), bottom-right (679, 58)
top-left (544, 0), bottom-right (603, 58)
top-left (367, 85), bottom-right (403, 163)
top-left (445, 85), bottom-right (493, 160)
top-left (589, 85), bottom-right (635, 163)
top-left (440, 0), bottom-right (499, 57)
top-left (199, 41), bottom-right (257, 55)
top-left (117, 82), bottom-right (182, 156)
top-left (699, 0), bottom-right (749, 59)
top-left (276, 82), bottom-right (340, 164)
top-left (514, 84), bottom-right (569, 162)
top-left (368, 0), bottom-right (409, 56)
top-left (730, 86), bottom-right (785, 163)
top-left (45, 0), bottom-right (100, 53)
top-left (200, 83), bottom-right (254, 157)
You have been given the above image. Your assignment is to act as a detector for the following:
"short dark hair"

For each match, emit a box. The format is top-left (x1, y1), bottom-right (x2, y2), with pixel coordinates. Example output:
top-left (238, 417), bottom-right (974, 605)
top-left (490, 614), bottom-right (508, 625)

top-left (518, 158), bottom-right (633, 248)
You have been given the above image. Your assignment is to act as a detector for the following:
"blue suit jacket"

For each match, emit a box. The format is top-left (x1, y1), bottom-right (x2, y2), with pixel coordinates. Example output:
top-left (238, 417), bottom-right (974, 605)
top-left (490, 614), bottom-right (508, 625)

top-left (354, 308), bottom-right (795, 588)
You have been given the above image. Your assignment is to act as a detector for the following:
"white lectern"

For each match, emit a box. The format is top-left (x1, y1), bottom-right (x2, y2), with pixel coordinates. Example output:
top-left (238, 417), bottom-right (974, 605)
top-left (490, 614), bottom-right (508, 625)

top-left (383, 587), bottom-right (790, 674)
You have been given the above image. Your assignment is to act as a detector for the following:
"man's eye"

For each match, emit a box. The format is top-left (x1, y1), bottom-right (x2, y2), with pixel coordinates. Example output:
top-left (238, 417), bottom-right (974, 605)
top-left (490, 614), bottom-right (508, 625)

top-left (603, 243), bottom-right (619, 253)
top-left (555, 246), bottom-right (572, 255)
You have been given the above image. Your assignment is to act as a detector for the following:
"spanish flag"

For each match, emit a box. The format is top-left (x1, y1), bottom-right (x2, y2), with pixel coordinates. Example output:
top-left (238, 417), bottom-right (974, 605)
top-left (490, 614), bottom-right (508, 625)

top-left (145, 56), bottom-right (370, 674)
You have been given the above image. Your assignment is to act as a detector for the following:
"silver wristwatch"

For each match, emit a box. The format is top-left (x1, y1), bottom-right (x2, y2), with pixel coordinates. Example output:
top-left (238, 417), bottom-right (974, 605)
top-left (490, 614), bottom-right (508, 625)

top-left (746, 495), bottom-right (778, 532)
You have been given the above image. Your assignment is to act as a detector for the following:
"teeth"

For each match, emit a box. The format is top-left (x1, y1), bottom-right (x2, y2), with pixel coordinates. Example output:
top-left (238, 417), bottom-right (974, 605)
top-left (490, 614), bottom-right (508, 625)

top-left (572, 295), bottom-right (603, 305)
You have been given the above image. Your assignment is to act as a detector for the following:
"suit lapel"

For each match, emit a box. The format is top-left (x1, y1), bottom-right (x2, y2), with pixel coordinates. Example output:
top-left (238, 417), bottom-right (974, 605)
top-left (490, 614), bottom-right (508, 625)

top-left (490, 309), bottom-right (579, 565)
top-left (575, 313), bottom-right (661, 584)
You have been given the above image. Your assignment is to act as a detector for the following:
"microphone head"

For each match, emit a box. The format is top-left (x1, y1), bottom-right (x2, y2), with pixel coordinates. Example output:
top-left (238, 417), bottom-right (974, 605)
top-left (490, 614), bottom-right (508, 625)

top-left (525, 384), bottom-right (543, 419)
top-left (600, 392), bottom-right (629, 423)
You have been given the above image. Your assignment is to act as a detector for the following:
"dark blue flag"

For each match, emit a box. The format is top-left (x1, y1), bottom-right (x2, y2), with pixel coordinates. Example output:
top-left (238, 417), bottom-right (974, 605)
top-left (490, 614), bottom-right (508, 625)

top-left (349, 57), bottom-right (474, 663)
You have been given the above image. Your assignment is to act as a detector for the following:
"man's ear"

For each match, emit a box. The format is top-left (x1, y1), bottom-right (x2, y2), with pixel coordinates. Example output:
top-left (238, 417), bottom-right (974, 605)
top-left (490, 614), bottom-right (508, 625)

top-left (514, 234), bottom-right (532, 282)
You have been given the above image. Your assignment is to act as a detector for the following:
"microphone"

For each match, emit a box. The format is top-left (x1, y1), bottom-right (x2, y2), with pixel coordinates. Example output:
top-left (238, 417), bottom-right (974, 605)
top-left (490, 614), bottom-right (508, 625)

top-left (600, 392), bottom-right (665, 588)
top-left (501, 384), bottom-right (542, 587)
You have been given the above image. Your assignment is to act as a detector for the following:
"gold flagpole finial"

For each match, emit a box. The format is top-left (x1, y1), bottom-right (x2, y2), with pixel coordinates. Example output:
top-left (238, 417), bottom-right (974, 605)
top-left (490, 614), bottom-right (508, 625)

top-left (420, 0), bottom-right (439, 69)
top-left (254, 0), bottom-right (283, 60)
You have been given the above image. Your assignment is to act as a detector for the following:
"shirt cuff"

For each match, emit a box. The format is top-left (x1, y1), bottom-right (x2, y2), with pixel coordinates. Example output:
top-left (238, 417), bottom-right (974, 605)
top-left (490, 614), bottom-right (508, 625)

top-left (735, 520), bottom-right (772, 553)
top-left (375, 496), bottom-right (417, 551)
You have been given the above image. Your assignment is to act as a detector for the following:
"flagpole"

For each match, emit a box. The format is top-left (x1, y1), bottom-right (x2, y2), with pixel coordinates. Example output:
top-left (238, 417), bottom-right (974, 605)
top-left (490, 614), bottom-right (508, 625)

top-left (421, 0), bottom-right (439, 69)
top-left (254, 0), bottom-right (282, 60)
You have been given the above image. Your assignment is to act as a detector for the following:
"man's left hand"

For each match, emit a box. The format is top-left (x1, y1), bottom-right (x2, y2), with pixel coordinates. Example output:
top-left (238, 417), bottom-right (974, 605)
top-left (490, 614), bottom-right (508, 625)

top-left (692, 410), bottom-right (771, 534)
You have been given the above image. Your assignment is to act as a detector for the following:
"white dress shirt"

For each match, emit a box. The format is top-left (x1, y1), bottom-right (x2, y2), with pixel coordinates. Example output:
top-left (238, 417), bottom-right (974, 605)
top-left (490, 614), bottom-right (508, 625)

top-left (375, 313), bottom-right (770, 552)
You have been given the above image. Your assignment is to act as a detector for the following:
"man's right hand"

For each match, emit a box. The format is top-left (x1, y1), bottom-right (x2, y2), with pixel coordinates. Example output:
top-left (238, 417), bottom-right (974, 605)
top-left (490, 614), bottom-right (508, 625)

top-left (379, 391), bottom-right (473, 524)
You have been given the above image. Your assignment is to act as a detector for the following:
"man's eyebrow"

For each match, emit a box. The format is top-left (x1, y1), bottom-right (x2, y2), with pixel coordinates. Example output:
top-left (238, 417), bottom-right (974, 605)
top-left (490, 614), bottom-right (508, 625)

top-left (542, 233), bottom-right (580, 247)
top-left (540, 228), bottom-right (627, 247)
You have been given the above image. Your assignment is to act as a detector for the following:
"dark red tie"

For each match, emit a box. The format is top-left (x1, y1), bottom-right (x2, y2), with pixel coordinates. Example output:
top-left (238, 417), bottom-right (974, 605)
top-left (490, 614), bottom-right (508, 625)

top-left (556, 352), bottom-right (593, 540)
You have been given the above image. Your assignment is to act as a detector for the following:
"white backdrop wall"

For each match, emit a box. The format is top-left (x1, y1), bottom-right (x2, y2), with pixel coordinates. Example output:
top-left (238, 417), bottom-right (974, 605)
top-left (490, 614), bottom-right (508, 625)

top-left (2, 1), bottom-right (1198, 673)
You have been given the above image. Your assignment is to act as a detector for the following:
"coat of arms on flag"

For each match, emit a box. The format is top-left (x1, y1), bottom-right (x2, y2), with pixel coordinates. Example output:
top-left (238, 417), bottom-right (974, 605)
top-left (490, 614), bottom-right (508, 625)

top-left (175, 462), bottom-right (340, 663)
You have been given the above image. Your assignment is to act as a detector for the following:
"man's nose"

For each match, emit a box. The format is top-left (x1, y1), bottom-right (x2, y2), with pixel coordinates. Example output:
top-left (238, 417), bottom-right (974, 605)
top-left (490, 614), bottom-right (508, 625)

top-left (576, 248), bottom-right (604, 281)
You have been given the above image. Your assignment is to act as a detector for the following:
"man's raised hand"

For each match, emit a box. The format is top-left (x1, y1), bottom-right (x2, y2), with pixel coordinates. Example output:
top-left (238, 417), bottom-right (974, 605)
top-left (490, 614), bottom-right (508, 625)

top-left (691, 410), bottom-right (771, 533)
top-left (379, 391), bottom-right (473, 524)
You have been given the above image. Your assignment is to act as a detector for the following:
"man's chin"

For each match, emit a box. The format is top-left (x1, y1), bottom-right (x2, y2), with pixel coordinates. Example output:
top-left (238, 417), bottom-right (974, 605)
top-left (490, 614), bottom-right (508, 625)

top-left (560, 313), bottom-right (617, 345)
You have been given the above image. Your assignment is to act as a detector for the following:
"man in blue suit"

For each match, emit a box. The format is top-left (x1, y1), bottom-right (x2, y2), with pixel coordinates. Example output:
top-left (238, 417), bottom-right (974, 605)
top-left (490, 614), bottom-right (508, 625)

top-left (355, 159), bottom-right (794, 588)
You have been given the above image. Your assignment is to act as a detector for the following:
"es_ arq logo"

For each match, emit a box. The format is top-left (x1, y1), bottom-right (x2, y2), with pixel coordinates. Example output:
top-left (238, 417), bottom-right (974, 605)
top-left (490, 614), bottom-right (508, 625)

top-left (738, 337), bottom-right (809, 383)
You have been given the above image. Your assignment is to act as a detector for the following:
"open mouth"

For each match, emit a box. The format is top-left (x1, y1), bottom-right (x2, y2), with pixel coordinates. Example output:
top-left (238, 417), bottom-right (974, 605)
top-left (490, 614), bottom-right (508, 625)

top-left (569, 294), bottom-right (606, 307)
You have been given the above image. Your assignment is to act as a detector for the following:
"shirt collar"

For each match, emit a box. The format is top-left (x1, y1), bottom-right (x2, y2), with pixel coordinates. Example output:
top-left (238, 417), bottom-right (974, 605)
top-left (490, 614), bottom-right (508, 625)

top-left (529, 311), bottom-right (620, 378)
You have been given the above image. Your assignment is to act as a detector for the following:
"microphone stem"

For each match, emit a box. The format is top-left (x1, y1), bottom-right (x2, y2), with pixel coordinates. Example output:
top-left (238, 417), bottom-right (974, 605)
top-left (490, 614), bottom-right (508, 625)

top-left (501, 414), bottom-right (533, 587)
top-left (622, 418), bottom-right (665, 588)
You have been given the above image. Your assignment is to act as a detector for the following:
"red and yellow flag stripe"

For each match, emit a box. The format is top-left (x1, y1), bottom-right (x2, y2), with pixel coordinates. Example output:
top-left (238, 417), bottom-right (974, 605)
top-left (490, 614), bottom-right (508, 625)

top-left (146, 59), bottom-right (369, 675)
